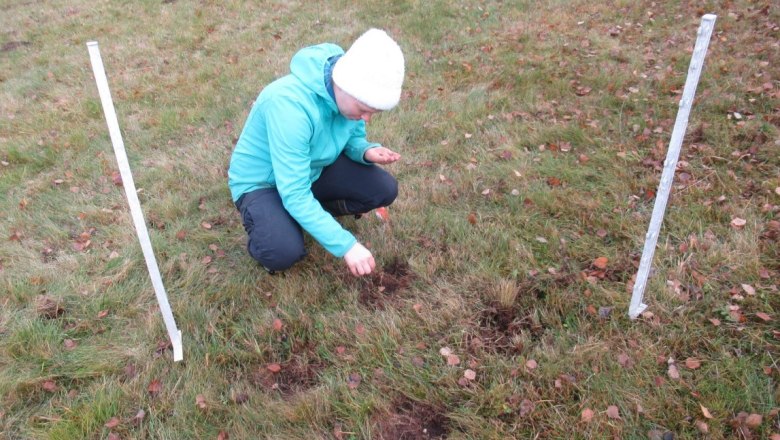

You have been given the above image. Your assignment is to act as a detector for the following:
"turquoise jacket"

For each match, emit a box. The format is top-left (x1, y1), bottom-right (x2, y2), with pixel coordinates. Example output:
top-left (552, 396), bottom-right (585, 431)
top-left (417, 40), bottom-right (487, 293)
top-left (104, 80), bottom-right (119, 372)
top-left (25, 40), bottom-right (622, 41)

top-left (228, 43), bottom-right (379, 257)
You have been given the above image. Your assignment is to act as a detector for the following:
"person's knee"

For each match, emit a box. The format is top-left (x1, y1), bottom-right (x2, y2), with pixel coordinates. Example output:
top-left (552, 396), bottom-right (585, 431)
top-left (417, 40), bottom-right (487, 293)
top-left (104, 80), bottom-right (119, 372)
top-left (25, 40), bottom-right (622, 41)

top-left (248, 241), bottom-right (306, 271)
top-left (379, 174), bottom-right (398, 206)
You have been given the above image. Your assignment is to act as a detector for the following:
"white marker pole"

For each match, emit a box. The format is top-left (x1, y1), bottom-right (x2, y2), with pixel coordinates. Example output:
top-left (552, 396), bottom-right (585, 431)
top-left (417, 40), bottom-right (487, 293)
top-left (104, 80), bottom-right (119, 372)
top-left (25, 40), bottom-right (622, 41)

top-left (628, 15), bottom-right (717, 319)
top-left (87, 41), bottom-right (183, 361)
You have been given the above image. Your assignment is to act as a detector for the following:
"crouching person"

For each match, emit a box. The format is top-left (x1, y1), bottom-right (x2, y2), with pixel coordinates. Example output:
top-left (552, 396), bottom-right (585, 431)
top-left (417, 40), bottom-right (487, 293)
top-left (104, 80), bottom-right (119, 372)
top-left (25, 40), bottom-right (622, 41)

top-left (228, 29), bottom-right (404, 276)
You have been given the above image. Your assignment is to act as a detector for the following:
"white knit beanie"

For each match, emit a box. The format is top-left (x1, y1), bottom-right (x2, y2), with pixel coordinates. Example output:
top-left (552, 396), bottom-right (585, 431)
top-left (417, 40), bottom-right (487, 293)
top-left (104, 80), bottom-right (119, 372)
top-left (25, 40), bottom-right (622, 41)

top-left (332, 29), bottom-right (405, 111)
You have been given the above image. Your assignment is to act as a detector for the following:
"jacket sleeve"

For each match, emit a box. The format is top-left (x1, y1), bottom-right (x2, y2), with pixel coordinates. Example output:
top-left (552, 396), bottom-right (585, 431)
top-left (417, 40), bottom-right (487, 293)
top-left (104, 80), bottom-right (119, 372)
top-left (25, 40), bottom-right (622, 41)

top-left (343, 120), bottom-right (380, 164)
top-left (264, 98), bottom-right (357, 257)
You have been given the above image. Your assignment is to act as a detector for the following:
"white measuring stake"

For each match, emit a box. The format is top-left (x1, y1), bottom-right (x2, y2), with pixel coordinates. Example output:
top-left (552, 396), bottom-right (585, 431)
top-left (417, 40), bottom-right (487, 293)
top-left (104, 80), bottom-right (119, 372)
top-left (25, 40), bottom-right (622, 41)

top-left (87, 41), bottom-right (183, 361)
top-left (628, 15), bottom-right (717, 319)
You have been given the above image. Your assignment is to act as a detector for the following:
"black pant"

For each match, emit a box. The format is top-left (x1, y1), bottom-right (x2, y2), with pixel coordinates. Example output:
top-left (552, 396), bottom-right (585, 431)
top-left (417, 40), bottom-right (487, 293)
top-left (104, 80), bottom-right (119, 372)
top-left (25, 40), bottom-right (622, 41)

top-left (236, 154), bottom-right (398, 271)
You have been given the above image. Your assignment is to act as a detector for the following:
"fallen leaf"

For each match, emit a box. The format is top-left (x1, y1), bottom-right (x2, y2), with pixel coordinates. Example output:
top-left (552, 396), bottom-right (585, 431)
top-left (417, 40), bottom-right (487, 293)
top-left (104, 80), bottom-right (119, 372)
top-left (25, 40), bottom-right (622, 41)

top-left (97, 309), bottom-right (109, 319)
top-left (685, 358), bottom-right (701, 369)
top-left (525, 359), bottom-right (538, 370)
top-left (446, 354), bottom-right (460, 366)
top-left (131, 409), bottom-right (145, 425)
top-left (519, 399), bottom-right (534, 417)
top-left (668, 364), bottom-right (680, 380)
top-left (547, 177), bottom-right (562, 187)
top-left (108, 433), bottom-right (120, 440)
top-left (464, 369), bottom-right (477, 380)
top-left (104, 417), bottom-right (120, 428)
top-left (695, 420), bottom-right (709, 433)
top-left (730, 217), bottom-right (747, 229)
top-left (745, 413), bottom-right (762, 428)
top-left (147, 379), bottom-right (162, 396)
top-left (593, 257), bottom-right (608, 269)
top-left (575, 86), bottom-right (592, 96)
top-left (756, 312), bottom-right (772, 322)
top-left (700, 403), bottom-right (714, 419)
top-left (272, 319), bottom-right (283, 331)
top-left (42, 380), bottom-right (57, 392)
top-left (412, 303), bottom-right (422, 314)
top-left (581, 408), bottom-right (594, 423)
top-left (439, 347), bottom-right (452, 356)
top-left (64, 339), bottom-right (77, 350)
top-left (606, 405), bottom-right (621, 419)
top-left (217, 431), bottom-right (229, 440)
top-left (195, 394), bottom-right (207, 410)
top-left (709, 318), bottom-right (721, 326)
top-left (201, 222), bottom-right (212, 230)
top-left (111, 171), bottom-right (122, 186)
top-left (617, 353), bottom-right (633, 368)
top-left (347, 372), bottom-right (361, 389)
top-left (266, 363), bottom-right (281, 373)
top-left (741, 284), bottom-right (756, 296)
top-left (467, 212), bottom-right (477, 225)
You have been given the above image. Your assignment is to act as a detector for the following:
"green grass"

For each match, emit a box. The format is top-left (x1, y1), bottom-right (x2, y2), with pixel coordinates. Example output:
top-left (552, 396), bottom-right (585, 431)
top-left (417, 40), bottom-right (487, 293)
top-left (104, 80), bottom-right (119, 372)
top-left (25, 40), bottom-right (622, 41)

top-left (2, 0), bottom-right (779, 438)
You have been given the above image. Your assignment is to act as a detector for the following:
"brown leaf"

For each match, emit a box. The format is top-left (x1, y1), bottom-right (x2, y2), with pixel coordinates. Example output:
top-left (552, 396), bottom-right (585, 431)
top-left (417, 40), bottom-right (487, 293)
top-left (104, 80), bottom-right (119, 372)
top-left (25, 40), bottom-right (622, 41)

top-left (147, 378), bottom-right (162, 396)
top-left (695, 420), bottom-right (709, 433)
top-left (741, 284), bottom-right (756, 296)
top-left (518, 399), bottom-right (534, 417)
top-left (709, 318), bottom-right (721, 326)
top-left (266, 363), bottom-right (281, 373)
top-left (756, 312), bottom-right (772, 322)
top-left (201, 222), bottom-right (212, 230)
top-left (195, 394), bottom-right (207, 410)
top-left (97, 309), bottom-right (109, 319)
top-left (42, 380), bottom-right (57, 392)
top-left (593, 257), bottom-right (608, 269)
top-left (272, 318), bottom-right (283, 331)
top-left (617, 353), bottom-right (632, 368)
top-left (111, 171), bottom-right (123, 186)
top-left (581, 408), bottom-right (594, 423)
top-left (175, 230), bottom-right (187, 240)
top-left (64, 339), bottom-right (77, 350)
top-left (464, 369), bottom-right (477, 380)
top-left (131, 409), bottom-right (145, 425)
top-left (217, 431), bottom-right (229, 440)
top-left (446, 354), bottom-right (461, 366)
top-left (667, 364), bottom-right (680, 380)
top-left (700, 403), bottom-right (714, 419)
top-left (467, 212), bottom-right (477, 225)
top-left (745, 413), bottom-right (762, 428)
top-left (547, 177), bottom-right (562, 187)
top-left (606, 405), bottom-right (621, 419)
top-left (730, 217), bottom-right (747, 229)
top-left (107, 433), bottom-right (120, 440)
top-left (575, 86), bottom-right (592, 96)
top-left (347, 372), bottom-right (361, 389)
top-left (104, 417), bottom-right (121, 428)
top-left (685, 358), bottom-right (701, 369)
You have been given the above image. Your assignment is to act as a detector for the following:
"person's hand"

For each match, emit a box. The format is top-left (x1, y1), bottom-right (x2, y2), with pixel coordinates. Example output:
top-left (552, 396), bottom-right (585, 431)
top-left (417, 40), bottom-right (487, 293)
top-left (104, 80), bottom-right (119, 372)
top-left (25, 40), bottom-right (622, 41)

top-left (344, 242), bottom-right (375, 276)
top-left (364, 147), bottom-right (400, 165)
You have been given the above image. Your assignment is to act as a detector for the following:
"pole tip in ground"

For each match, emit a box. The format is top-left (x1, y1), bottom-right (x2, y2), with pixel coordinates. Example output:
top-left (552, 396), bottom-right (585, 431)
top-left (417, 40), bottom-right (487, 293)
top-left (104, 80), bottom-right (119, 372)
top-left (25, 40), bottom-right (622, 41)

top-left (173, 330), bottom-right (183, 362)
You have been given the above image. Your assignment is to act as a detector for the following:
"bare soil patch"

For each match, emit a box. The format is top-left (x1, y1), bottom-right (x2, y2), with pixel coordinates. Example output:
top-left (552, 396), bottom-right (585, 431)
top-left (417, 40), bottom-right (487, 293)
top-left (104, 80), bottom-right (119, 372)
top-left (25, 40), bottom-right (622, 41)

top-left (373, 396), bottom-right (450, 440)
top-left (357, 258), bottom-right (415, 309)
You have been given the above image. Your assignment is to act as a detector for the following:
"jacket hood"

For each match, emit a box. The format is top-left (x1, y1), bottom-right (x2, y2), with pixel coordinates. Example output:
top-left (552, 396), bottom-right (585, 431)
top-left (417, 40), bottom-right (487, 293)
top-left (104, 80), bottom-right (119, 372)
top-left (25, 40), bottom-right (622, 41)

top-left (289, 43), bottom-right (345, 111)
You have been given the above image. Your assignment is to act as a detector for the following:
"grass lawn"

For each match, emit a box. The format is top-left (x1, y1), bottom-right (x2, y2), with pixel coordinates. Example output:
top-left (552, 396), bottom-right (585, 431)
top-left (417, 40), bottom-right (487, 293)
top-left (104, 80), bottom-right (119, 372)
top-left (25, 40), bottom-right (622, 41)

top-left (1, 0), bottom-right (778, 438)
